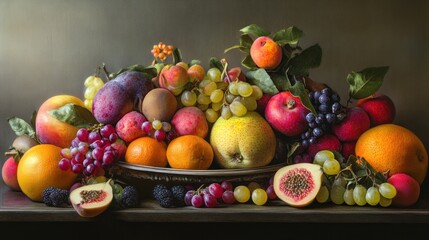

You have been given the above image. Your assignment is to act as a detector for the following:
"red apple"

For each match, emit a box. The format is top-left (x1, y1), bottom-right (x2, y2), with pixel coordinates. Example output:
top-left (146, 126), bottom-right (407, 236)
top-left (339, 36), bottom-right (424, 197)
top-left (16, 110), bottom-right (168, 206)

top-left (2, 157), bottom-right (21, 191)
top-left (357, 93), bottom-right (396, 127)
top-left (332, 107), bottom-right (370, 142)
top-left (265, 91), bottom-right (310, 137)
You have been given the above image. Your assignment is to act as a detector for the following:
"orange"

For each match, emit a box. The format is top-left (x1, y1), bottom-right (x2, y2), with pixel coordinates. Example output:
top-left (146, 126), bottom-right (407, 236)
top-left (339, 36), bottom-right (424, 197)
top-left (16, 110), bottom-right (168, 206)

top-left (125, 137), bottom-right (167, 167)
top-left (167, 135), bottom-right (213, 170)
top-left (17, 144), bottom-right (77, 202)
top-left (355, 124), bottom-right (428, 184)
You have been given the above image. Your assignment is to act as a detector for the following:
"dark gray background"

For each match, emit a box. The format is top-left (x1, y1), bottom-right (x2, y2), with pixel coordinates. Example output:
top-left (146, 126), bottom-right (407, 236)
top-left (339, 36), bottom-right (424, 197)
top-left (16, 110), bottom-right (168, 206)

top-left (1, 0), bottom-right (428, 160)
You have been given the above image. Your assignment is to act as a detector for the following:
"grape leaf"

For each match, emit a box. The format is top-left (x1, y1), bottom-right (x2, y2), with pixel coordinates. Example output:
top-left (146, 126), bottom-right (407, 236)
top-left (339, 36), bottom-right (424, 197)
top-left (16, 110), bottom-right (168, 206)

top-left (241, 55), bottom-right (258, 70)
top-left (188, 59), bottom-right (202, 66)
top-left (288, 78), bottom-right (317, 114)
top-left (8, 117), bottom-right (36, 139)
top-left (245, 69), bottom-right (279, 95)
top-left (288, 44), bottom-right (322, 76)
top-left (273, 26), bottom-right (303, 46)
top-left (48, 104), bottom-right (98, 129)
top-left (270, 74), bottom-right (291, 91)
top-left (209, 57), bottom-right (224, 71)
top-left (347, 66), bottom-right (389, 99)
top-left (240, 24), bottom-right (270, 37)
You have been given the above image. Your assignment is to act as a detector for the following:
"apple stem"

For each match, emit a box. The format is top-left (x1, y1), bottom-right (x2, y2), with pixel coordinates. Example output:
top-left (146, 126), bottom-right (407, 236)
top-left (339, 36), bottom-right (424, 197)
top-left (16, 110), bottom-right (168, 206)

top-left (101, 63), bottom-right (112, 81)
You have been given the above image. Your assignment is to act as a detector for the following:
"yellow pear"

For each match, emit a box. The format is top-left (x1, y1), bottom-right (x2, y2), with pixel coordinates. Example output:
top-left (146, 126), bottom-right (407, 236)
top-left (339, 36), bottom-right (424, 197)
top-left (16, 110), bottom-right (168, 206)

top-left (210, 111), bottom-right (276, 168)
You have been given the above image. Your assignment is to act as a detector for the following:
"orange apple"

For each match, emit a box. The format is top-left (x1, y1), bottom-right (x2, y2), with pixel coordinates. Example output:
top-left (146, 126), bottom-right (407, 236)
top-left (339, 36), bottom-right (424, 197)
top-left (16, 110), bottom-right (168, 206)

top-left (35, 95), bottom-right (85, 148)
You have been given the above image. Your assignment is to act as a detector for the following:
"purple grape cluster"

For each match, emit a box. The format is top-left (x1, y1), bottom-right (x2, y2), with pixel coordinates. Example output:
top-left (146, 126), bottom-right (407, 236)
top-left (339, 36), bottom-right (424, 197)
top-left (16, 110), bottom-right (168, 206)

top-left (185, 182), bottom-right (235, 208)
top-left (301, 87), bottom-right (345, 148)
top-left (58, 124), bottom-right (121, 176)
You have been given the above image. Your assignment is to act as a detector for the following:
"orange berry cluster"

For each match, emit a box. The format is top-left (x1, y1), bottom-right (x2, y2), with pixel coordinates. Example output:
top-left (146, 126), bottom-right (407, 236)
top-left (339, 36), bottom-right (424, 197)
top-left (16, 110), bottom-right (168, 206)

top-left (151, 42), bottom-right (174, 61)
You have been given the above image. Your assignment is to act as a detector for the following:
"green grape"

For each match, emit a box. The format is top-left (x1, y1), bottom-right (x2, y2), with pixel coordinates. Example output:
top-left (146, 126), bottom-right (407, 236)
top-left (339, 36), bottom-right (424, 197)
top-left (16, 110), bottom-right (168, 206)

top-left (316, 185), bottom-right (330, 203)
top-left (234, 185), bottom-right (250, 203)
top-left (181, 90), bottom-right (197, 106)
top-left (330, 184), bottom-right (346, 205)
top-left (240, 97), bottom-right (257, 111)
top-left (205, 108), bottom-right (219, 123)
top-left (237, 82), bottom-right (253, 97)
top-left (197, 94), bottom-right (211, 105)
top-left (84, 99), bottom-right (93, 110)
top-left (250, 85), bottom-right (263, 100)
top-left (211, 101), bottom-right (223, 111)
top-left (225, 92), bottom-right (235, 103)
top-left (313, 150), bottom-right (335, 166)
top-left (323, 159), bottom-right (341, 175)
top-left (221, 105), bottom-right (232, 120)
top-left (203, 81), bottom-right (218, 95)
top-left (216, 82), bottom-right (228, 90)
top-left (365, 186), bottom-right (381, 206)
top-left (197, 104), bottom-right (209, 111)
top-left (228, 81), bottom-right (239, 95)
top-left (207, 68), bottom-right (222, 82)
top-left (162, 122), bottom-right (172, 132)
top-left (353, 185), bottom-right (367, 206)
top-left (247, 182), bottom-right (261, 193)
top-left (152, 120), bottom-right (162, 130)
top-left (92, 77), bottom-right (104, 89)
top-left (379, 196), bottom-right (392, 207)
top-left (343, 188), bottom-right (355, 205)
top-left (333, 176), bottom-right (347, 187)
top-left (229, 101), bottom-right (247, 117)
top-left (378, 182), bottom-right (397, 199)
top-left (199, 79), bottom-right (212, 88)
top-left (251, 188), bottom-right (268, 206)
top-left (95, 175), bottom-right (107, 183)
top-left (84, 76), bottom-right (95, 87)
top-left (210, 89), bottom-right (224, 103)
top-left (84, 86), bottom-right (97, 99)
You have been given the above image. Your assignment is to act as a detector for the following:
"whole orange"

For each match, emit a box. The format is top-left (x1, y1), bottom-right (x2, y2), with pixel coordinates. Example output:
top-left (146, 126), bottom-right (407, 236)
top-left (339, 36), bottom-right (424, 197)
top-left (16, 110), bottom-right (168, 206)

top-left (167, 135), bottom-right (213, 170)
top-left (125, 137), bottom-right (167, 167)
top-left (17, 144), bottom-right (77, 202)
top-left (355, 124), bottom-right (428, 184)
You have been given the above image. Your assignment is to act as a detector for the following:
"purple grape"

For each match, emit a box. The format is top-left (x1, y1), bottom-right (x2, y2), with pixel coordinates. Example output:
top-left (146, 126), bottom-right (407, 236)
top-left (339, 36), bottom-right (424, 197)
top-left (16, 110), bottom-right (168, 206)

top-left (309, 137), bottom-right (317, 144)
top-left (83, 158), bottom-right (93, 167)
top-left (85, 150), bottom-right (92, 159)
top-left (100, 124), bottom-right (116, 138)
top-left (91, 140), bottom-right (103, 149)
top-left (321, 88), bottom-right (330, 95)
top-left (331, 93), bottom-right (340, 102)
top-left (102, 151), bottom-right (115, 166)
top-left (93, 159), bottom-right (101, 168)
top-left (305, 113), bottom-right (315, 123)
top-left (302, 153), bottom-right (312, 163)
top-left (92, 147), bottom-right (104, 161)
top-left (109, 133), bottom-right (117, 143)
top-left (208, 183), bottom-right (223, 199)
top-left (88, 131), bottom-right (101, 143)
top-left (185, 190), bottom-right (195, 206)
top-left (141, 121), bottom-right (152, 133)
top-left (332, 102), bottom-right (341, 114)
top-left (318, 94), bottom-right (330, 104)
top-left (71, 137), bottom-right (80, 148)
top-left (78, 142), bottom-right (89, 154)
top-left (203, 193), bottom-right (217, 208)
top-left (326, 113), bottom-right (336, 123)
top-left (86, 164), bottom-right (96, 175)
top-left (154, 130), bottom-right (166, 142)
top-left (314, 91), bottom-right (321, 101)
top-left (266, 185), bottom-right (277, 200)
top-left (222, 190), bottom-right (235, 204)
top-left (58, 158), bottom-right (71, 171)
top-left (71, 163), bottom-right (84, 174)
top-left (191, 194), bottom-right (204, 208)
top-left (318, 104), bottom-right (328, 113)
top-left (221, 181), bottom-right (233, 191)
top-left (74, 153), bottom-right (85, 163)
top-left (70, 147), bottom-right (79, 157)
top-left (312, 127), bottom-right (323, 137)
top-left (301, 139), bottom-right (309, 148)
top-left (76, 128), bottom-right (89, 142)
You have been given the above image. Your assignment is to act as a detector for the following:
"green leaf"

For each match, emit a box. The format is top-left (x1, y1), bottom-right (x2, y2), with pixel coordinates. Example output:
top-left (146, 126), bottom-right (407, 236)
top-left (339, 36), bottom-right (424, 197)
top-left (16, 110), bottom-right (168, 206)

top-left (289, 80), bottom-right (317, 114)
top-left (286, 142), bottom-right (300, 165)
top-left (8, 117), bottom-right (36, 139)
top-left (48, 103), bottom-right (98, 129)
top-left (347, 66), bottom-right (389, 99)
top-left (209, 57), bottom-right (224, 71)
top-left (172, 48), bottom-right (182, 65)
top-left (270, 74), bottom-right (291, 91)
top-left (30, 110), bottom-right (37, 131)
top-left (288, 44), bottom-right (322, 76)
top-left (245, 69), bottom-right (279, 95)
top-left (224, 45), bottom-right (242, 53)
top-left (273, 26), bottom-right (303, 46)
top-left (241, 55), bottom-right (258, 70)
top-left (240, 24), bottom-right (270, 37)
top-left (225, 34), bottom-right (253, 54)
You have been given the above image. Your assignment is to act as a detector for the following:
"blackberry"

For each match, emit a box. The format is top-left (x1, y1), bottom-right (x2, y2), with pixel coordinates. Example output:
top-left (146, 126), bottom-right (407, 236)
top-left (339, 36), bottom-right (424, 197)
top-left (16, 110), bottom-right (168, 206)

top-left (156, 189), bottom-right (175, 208)
top-left (121, 185), bottom-right (139, 208)
top-left (171, 185), bottom-right (186, 206)
top-left (152, 184), bottom-right (168, 201)
top-left (42, 187), bottom-right (69, 207)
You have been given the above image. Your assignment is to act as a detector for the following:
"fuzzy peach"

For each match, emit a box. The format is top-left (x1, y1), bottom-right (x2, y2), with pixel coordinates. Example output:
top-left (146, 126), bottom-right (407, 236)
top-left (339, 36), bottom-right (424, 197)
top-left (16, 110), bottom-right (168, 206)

top-left (171, 107), bottom-right (208, 138)
top-left (115, 111), bottom-right (147, 143)
top-left (2, 157), bottom-right (20, 191)
top-left (159, 65), bottom-right (189, 95)
top-left (250, 36), bottom-right (283, 70)
top-left (35, 95), bottom-right (85, 148)
top-left (388, 173), bottom-right (420, 207)
top-left (187, 64), bottom-right (205, 82)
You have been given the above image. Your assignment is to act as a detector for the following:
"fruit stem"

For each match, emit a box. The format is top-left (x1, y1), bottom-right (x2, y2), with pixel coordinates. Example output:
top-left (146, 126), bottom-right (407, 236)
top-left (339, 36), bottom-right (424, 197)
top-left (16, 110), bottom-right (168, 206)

top-left (287, 99), bottom-right (296, 109)
top-left (102, 63), bottom-right (112, 81)
top-left (220, 58), bottom-right (232, 83)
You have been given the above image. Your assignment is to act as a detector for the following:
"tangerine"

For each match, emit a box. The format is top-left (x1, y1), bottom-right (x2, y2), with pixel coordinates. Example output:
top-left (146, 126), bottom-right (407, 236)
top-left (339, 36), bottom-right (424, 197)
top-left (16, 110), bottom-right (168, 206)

top-left (355, 124), bottom-right (428, 184)
top-left (17, 144), bottom-right (77, 202)
top-left (167, 135), bottom-right (213, 170)
top-left (125, 137), bottom-right (167, 167)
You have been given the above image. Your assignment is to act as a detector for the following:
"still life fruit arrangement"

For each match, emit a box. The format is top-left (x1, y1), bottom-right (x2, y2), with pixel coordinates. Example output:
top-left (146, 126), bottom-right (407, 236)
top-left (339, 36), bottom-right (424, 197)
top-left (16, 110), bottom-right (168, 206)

top-left (2, 24), bottom-right (428, 218)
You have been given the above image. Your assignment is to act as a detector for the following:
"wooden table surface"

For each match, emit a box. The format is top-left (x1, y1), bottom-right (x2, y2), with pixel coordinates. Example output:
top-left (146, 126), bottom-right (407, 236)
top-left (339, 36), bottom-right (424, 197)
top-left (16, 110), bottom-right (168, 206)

top-left (1, 181), bottom-right (429, 223)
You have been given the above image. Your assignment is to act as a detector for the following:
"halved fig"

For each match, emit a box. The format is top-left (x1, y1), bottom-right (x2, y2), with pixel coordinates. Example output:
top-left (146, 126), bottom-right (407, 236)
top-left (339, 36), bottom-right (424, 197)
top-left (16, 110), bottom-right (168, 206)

top-left (69, 180), bottom-right (113, 217)
top-left (273, 163), bottom-right (323, 207)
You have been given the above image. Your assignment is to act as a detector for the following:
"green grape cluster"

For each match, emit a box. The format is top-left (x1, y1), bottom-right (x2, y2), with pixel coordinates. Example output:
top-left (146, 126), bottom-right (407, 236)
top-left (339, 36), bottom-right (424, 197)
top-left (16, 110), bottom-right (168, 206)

top-left (83, 75), bottom-right (104, 111)
top-left (314, 150), bottom-right (397, 207)
top-left (179, 67), bottom-right (263, 123)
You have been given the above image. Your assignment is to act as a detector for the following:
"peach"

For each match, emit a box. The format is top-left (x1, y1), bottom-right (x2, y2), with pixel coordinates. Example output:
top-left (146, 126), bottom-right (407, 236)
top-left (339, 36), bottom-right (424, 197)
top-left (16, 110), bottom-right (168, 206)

top-left (187, 64), bottom-right (205, 82)
top-left (307, 134), bottom-right (341, 158)
top-left (115, 111), bottom-right (147, 143)
top-left (141, 88), bottom-right (178, 122)
top-left (171, 107), bottom-right (208, 138)
top-left (2, 157), bottom-right (20, 191)
top-left (159, 65), bottom-right (189, 96)
top-left (357, 93), bottom-right (396, 127)
top-left (388, 173), bottom-right (420, 207)
top-left (332, 107), bottom-right (370, 142)
top-left (250, 36), bottom-right (283, 70)
top-left (35, 95), bottom-right (85, 148)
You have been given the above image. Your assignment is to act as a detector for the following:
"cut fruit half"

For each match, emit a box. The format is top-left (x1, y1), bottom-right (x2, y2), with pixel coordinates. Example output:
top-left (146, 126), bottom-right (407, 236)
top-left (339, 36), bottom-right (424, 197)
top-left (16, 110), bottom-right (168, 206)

top-left (69, 180), bottom-right (113, 218)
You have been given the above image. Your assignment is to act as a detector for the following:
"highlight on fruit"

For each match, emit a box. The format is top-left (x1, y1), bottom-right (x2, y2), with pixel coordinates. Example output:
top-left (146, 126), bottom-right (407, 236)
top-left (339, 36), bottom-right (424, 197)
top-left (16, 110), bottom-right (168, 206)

top-left (2, 24), bottom-right (427, 217)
